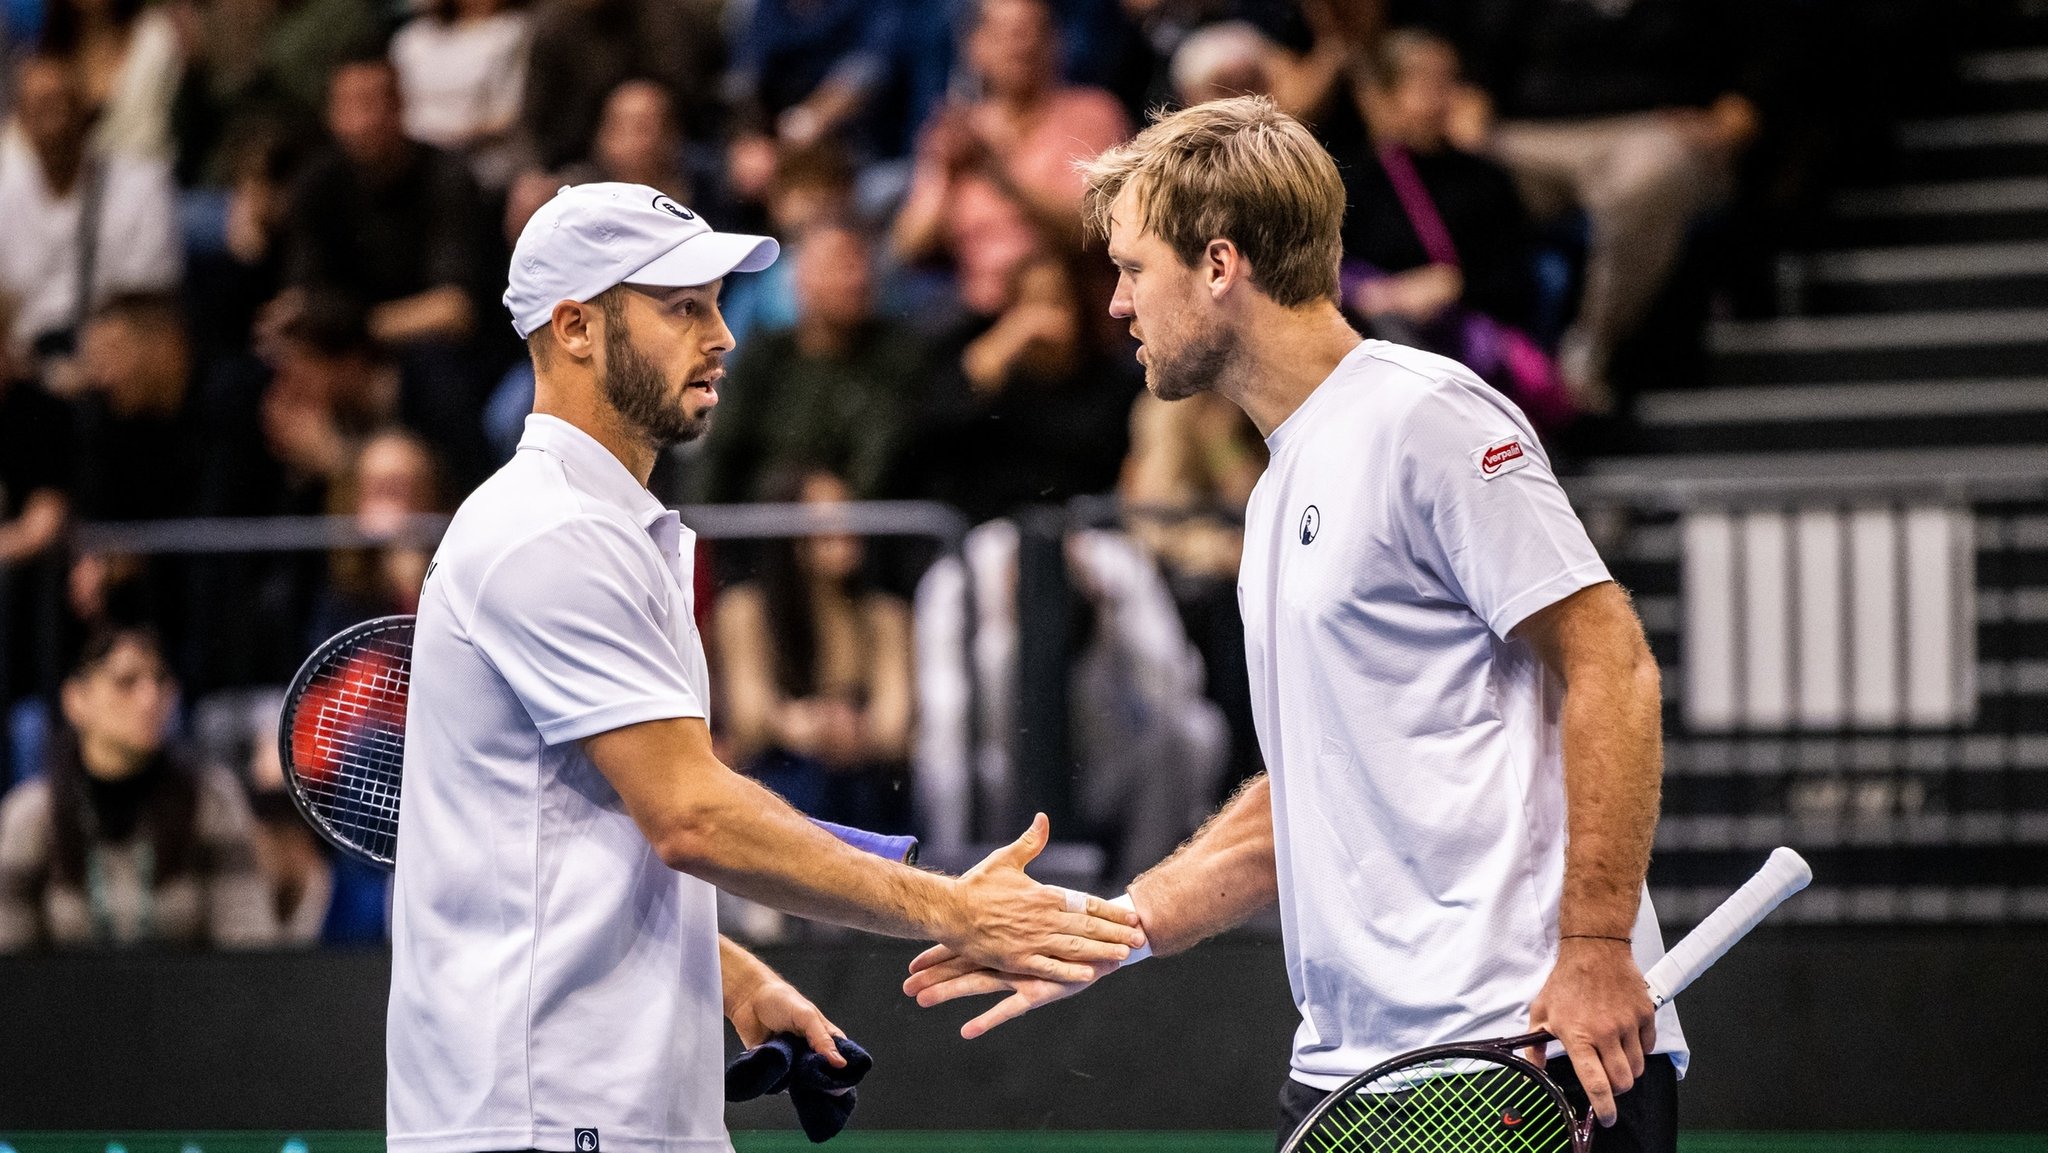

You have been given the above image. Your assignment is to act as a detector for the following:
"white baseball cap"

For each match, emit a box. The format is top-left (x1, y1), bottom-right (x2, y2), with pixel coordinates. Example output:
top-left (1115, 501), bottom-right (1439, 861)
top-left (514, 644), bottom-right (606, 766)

top-left (503, 182), bottom-right (780, 339)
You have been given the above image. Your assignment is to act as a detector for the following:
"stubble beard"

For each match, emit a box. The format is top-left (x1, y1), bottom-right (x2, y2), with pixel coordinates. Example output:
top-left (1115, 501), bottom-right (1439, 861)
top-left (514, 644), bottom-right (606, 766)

top-left (1145, 320), bottom-right (1237, 403)
top-left (602, 311), bottom-right (712, 451)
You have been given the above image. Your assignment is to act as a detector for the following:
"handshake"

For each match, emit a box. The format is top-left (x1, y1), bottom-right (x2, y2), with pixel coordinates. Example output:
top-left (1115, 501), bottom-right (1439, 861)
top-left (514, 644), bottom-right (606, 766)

top-left (899, 813), bottom-right (1149, 1039)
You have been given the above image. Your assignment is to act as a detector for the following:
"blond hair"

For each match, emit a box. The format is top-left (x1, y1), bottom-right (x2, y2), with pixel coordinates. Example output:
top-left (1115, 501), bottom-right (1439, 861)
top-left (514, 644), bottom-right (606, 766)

top-left (1082, 95), bottom-right (1345, 308)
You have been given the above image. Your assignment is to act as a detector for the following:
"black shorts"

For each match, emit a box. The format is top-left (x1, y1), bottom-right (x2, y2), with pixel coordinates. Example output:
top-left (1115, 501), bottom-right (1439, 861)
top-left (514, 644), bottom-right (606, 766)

top-left (1275, 1052), bottom-right (1678, 1153)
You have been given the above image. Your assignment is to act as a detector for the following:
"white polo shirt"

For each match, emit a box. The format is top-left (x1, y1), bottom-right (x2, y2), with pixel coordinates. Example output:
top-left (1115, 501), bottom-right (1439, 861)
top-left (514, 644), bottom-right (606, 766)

top-left (388, 414), bottom-right (728, 1153)
top-left (1240, 340), bottom-right (1687, 1090)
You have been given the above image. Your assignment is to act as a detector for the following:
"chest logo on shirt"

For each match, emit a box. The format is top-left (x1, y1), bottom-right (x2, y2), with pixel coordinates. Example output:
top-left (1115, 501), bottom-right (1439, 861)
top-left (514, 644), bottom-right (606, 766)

top-left (1472, 437), bottom-right (1531, 480)
top-left (1299, 505), bottom-right (1320, 545)
top-left (574, 1129), bottom-right (600, 1152)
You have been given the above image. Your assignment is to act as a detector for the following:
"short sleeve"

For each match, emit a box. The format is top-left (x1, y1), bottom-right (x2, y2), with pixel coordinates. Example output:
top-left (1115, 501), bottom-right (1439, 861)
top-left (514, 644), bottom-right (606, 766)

top-left (1394, 377), bottom-right (1610, 640)
top-left (468, 515), bottom-right (706, 745)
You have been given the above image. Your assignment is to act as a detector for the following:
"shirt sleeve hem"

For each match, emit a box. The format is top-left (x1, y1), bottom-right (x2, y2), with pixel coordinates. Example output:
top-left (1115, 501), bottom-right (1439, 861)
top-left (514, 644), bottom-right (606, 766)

top-left (535, 696), bottom-right (706, 746)
top-left (1488, 561), bottom-right (1613, 641)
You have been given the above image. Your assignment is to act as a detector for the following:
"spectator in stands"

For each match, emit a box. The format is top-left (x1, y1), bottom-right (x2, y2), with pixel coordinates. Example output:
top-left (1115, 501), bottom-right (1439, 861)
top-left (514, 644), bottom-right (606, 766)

top-left (519, 0), bottom-right (724, 170)
top-left (389, 0), bottom-right (532, 189)
top-left (168, 0), bottom-right (384, 185)
top-left (280, 56), bottom-right (497, 484)
top-left (1165, 4), bottom-right (1351, 122)
top-left (0, 55), bottom-right (181, 375)
top-left (256, 291), bottom-right (402, 493)
top-left (577, 79), bottom-right (694, 201)
top-left (1118, 388), bottom-right (1264, 795)
top-left (713, 470), bottom-right (915, 835)
top-left (236, 690), bottom-right (388, 944)
top-left (716, 143), bottom-right (857, 346)
top-left (310, 429), bottom-right (445, 642)
top-left (0, 317), bottom-right (74, 737)
top-left (39, 0), bottom-right (185, 160)
top-left (892, 0), bottom-right (1130, 316)
top-left (694, 222), bottom-right (924, 506)
top-left (910, 255), bottom-right (1136, 525)
top-left (0, 340), bottom-right (72, 578)
top-left (1323, 29), bottom-right (1566, 427)
top-left (282, 57), bottom-right (494, 355)
top-left (1456, 0), bottom-right (1768, 411)
top-left (184, 126), bottom-right (303, 364)
top-left (0, 623), bottom-right (276, 950)
top-left (726, 0), bottom-right (905, 172)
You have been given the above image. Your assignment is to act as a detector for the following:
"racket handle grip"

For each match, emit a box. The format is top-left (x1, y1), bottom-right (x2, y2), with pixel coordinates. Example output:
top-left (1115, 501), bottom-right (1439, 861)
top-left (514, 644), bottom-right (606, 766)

top-left (1643, 846), bottom-right (1810, 1007)
top-left (811, 818), bottom-right (920, 866)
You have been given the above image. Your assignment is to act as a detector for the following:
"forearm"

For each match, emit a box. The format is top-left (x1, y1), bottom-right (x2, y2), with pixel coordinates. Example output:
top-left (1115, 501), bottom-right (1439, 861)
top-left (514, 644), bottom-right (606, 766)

top-left (0, 493), bottom-right (67, 564)
top-left (1557, 650), bottom-right (1663, 938)
top-left (643, 754), bottom-right (961, 942)
top-left (369, 285), bottom-right (474, 345)
top-left (1126, 773), bottom-right (1278, 956)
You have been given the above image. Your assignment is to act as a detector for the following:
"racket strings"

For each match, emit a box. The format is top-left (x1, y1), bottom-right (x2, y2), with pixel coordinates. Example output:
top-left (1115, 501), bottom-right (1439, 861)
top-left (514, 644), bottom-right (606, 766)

top-left (1301, 1056), bottom-right (1571, 1153)
top-left (287, 625), bottom-right (414, 864)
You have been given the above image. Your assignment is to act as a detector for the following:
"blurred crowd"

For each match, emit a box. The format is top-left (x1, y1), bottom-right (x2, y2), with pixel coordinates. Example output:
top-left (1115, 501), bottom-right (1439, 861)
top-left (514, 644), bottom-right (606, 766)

top-left (0, 0), bottom-right (1958, 948)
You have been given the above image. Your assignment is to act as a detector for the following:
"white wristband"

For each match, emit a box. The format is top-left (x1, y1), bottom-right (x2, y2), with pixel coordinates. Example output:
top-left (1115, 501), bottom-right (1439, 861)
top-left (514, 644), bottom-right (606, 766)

top-left (1111, 893), bottom-right (1153, 967)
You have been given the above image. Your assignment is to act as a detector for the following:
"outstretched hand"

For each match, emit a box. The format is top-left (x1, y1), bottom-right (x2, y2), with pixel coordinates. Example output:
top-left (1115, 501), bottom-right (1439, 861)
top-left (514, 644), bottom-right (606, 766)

top-left (941, 814), bottom-right (1146, 985)
top-left (903, 943), bottom-right (1116, 1039)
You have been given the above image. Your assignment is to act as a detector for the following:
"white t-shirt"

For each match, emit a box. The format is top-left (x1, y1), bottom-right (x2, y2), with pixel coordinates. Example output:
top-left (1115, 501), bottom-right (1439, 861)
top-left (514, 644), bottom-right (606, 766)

top-left (1239, 340), bottom-right (1687, 1090)
top-left (390, 12), bottom-right (530, 151)
top-left (388, 414), bottom-right (730, 1153)
top-left (0, 125), bottom-right (182, 348)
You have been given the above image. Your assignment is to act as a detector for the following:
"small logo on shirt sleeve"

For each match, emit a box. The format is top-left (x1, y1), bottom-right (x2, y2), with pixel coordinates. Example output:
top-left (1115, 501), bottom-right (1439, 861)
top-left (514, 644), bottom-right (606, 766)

top-left (574, 1129), bottom-right (600, 1152)
top-left (1472, 438), bottom-right (1530, 480)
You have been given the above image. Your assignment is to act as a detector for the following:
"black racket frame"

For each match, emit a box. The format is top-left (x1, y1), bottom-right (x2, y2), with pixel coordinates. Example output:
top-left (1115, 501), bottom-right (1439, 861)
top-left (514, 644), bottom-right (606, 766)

top-left (1280, 1029), bottom-right (1593, 1153)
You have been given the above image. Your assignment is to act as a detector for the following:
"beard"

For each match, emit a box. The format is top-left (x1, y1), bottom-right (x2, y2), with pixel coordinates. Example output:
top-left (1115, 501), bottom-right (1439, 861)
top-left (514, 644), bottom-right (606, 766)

top-left (1145, 321), bottom-right (1237, 402)
top-left (602, 310), bottom-right (713, 449)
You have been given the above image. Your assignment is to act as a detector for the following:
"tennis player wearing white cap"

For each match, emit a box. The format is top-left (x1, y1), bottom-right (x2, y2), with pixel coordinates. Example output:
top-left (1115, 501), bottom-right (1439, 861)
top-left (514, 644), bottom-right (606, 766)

top-left (387, 183), bottom-right (1144, 1153)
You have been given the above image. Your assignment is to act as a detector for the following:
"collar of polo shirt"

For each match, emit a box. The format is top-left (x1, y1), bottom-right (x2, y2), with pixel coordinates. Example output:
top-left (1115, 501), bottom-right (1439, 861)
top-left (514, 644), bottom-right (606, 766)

top-left (517, 414), bottom-right (675, 531)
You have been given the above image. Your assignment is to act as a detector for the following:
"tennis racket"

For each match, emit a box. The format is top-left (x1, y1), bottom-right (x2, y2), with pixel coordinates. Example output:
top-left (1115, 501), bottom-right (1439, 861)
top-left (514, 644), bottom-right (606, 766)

top-left (1280, 847), bottom-right (1812, 1153)
top-left (278, 614), bottom-right (921, 870)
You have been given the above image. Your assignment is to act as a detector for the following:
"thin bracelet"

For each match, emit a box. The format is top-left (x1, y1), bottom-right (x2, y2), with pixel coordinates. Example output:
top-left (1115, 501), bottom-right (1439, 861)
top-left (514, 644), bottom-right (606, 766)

top-left (1560, 933), bottom-right (1632, 944)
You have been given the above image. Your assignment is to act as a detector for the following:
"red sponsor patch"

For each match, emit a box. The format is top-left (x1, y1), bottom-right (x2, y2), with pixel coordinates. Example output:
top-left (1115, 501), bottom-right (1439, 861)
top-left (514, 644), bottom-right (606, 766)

top-left (1472, 437), bottom-right (1529, 479)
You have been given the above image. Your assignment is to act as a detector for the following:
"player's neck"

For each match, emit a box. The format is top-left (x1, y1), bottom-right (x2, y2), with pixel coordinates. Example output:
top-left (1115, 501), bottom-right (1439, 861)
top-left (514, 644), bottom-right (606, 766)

top-left (532, 376), bottom-right (659, 486)
top-left (1222, 302), bottom-right (1363, 439)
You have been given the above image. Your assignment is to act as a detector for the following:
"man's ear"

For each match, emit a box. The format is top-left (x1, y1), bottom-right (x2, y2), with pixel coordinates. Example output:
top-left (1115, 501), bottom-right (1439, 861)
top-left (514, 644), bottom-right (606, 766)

top-left (1204, 238), bottom-right (1247, 301)
top-left (550, 299), bottom-right (599, 360)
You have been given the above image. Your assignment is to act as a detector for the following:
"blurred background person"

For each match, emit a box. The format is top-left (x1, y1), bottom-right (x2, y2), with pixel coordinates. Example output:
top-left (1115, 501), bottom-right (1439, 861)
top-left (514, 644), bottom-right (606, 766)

top-left (165, 0), bottom-right (385, 186)
top-left (892, 0), bottom-right (1130, 318)
top-left (714, 143), bottom-right (858, 346)
top-left (908, 255), bottom-right (1135, 526)
top-left (1325, 28), bottom-right (1567, 428)
top-left (388, 0), bottom-right (532, 190)
top-left (0, 54), bottom-right (181, 380)
top-left (309, 428), bottom-right (446, 641)
top-left (722, 0), bottom-right (908, 208)
top-left (518, 0), bottom-right (724, 171)
top-left (693, 221), bottom-right (925, 508)
top-left (38, 0), bottom-right (185, 161)
top-left (1455, 0), bottom-right (1778, 412)
top-left (1117, 389), bottom-right (1265, 800)
top-left (279, 55), bottom-right (496, 485)
top-left (0, 307), bottom-right (75, 785)
top-left (0, 624), bottom-right (275, 951)
top-left (712, 470), bottom-right (915, 836)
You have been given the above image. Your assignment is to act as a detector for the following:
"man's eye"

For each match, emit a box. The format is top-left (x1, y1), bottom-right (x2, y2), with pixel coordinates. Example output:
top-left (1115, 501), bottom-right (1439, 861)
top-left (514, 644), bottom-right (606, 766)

top-left (679, 300), bottom-right (697, 316)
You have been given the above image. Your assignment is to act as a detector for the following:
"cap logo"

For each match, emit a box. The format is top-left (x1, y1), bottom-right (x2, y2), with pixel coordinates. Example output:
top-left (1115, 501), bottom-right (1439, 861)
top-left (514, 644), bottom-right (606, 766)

top-left (652, 196), bottom-right (696, 221)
